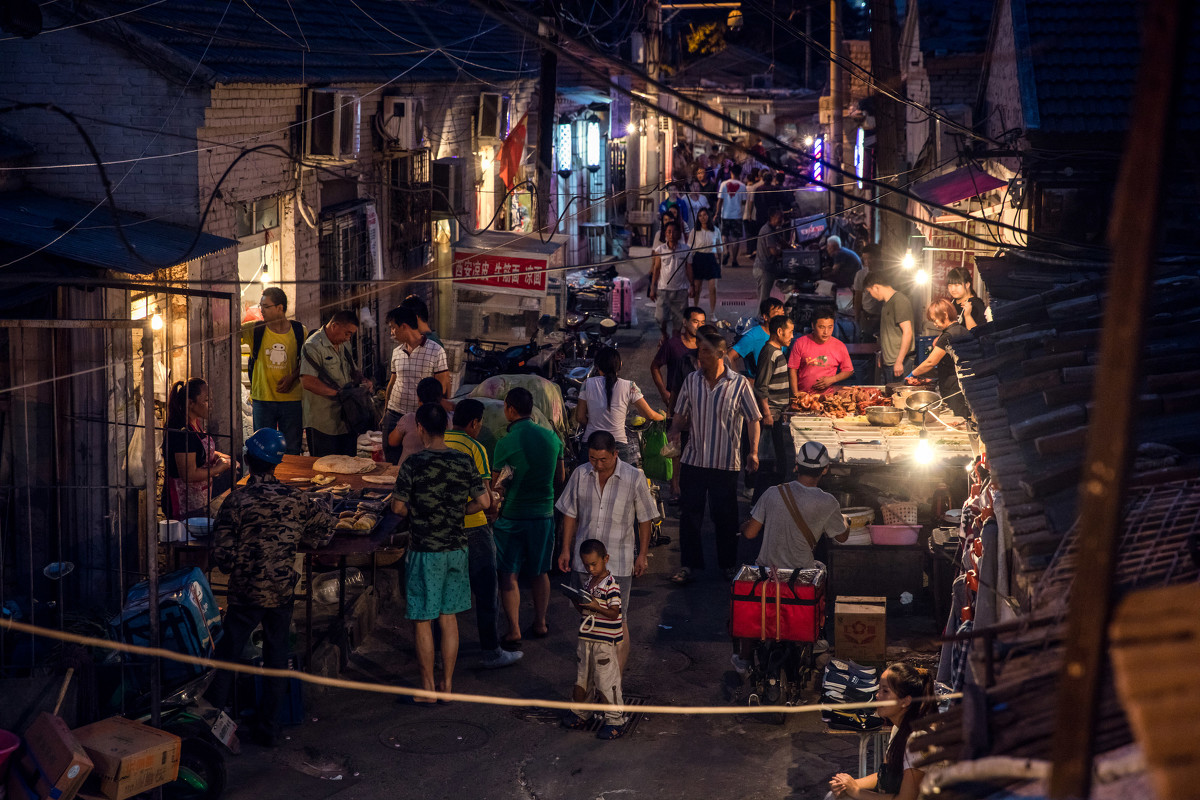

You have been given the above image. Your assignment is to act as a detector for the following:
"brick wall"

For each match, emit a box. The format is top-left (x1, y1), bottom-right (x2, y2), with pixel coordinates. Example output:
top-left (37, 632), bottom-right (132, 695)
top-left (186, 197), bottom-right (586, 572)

top-left (982, 0), bottom-right (1026, 142)
top-left (0, 28), bottom-right (206, 224)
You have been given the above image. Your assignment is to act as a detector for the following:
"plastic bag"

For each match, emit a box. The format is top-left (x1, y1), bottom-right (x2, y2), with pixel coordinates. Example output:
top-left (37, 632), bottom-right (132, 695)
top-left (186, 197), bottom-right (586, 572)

top-left (641, 426), bottom-right (673, 483)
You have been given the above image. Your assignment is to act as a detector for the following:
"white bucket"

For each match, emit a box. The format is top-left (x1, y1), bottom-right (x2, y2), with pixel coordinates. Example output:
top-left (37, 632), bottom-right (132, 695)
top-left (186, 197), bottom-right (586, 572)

top-left (158, 520), bottom-right (186, 543)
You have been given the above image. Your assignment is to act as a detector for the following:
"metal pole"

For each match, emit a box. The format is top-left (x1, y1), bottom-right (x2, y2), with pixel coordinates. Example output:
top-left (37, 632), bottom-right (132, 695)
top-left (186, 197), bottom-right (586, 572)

top-left (142, 319), bottom-right (161, 728)
top-left (1047, 0), bottom-right (1189, 795)
top-left (229, 293), bottom-right (243, 465)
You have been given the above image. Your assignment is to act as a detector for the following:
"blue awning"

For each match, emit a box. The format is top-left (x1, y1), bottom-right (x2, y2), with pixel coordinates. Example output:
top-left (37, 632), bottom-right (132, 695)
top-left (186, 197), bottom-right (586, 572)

top-left (0, 191), bottom-right (238, 275)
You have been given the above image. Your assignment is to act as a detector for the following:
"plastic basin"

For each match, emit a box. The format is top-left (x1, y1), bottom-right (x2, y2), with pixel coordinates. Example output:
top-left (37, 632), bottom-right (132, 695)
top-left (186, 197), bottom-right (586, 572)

top-left (870, 524), bottom-right (920, 545)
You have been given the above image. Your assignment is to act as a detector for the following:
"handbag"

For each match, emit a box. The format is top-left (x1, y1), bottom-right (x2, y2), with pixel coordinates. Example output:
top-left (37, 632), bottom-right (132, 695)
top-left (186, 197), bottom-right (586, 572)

top-left (303, 349), bottom-right (379, 435)
top-left (641, 424), bottom-right (673, 482)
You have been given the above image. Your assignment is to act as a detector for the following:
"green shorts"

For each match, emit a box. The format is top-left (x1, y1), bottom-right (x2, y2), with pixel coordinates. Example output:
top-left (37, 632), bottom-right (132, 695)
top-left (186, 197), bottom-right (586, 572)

top-left (405, 548), bottom-right (472, 621)
top-left (493, 516), bottom-right (556, 577)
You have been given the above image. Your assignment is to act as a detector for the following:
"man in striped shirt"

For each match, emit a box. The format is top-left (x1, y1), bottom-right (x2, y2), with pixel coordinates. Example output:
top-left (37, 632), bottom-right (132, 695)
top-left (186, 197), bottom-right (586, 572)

top-left (667, 325), bottom-right (762, 584)
top-left (753, 314), bottom-right (796, 500)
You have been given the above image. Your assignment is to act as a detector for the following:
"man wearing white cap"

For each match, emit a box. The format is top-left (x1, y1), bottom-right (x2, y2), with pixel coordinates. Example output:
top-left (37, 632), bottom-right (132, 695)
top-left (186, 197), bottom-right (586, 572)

top-left (740, 442), bottom-right (848, 571)
top-left (733, 442), bottom-right (847, 670)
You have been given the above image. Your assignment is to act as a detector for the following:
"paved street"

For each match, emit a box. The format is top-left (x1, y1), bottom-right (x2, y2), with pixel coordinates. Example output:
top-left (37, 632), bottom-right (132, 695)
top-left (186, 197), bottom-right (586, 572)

top-left (220, 261), bottom-right (939, 800)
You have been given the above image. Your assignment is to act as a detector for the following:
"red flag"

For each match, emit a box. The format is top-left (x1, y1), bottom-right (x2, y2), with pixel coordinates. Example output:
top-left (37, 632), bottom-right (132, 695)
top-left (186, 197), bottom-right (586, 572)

top-left (498, 112), bottom-right (528, 191)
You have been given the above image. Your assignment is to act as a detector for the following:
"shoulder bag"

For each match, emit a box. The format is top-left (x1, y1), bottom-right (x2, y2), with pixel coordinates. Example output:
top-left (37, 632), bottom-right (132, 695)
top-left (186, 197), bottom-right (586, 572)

top-left (304, 348), bottom-right (379, 435)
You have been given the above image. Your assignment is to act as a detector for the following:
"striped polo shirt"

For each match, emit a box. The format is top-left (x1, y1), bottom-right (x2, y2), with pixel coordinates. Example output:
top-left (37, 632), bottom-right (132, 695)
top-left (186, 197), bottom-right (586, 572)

top-left (676, 366), bottom-right (763, 471)
top-left (579, 573), bottom-right (623, 643)
top-left (754, 342), bottom-right (791, 413)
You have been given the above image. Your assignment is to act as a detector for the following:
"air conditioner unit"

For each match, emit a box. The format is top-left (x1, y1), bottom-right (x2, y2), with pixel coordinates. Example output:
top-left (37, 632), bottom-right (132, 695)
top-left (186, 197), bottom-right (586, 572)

top-left (750, 73), bottom-right (774, 90)
top-left (935, 104), bottom-right (972, 163)
top-left (305, 89), bottom-right (361, 162)
top-left (431, 157), bottom-right (467, 217)
top-left (477, 93), bottom-right (510, 141)
top-left (379, 96), bottom-right (420, 150)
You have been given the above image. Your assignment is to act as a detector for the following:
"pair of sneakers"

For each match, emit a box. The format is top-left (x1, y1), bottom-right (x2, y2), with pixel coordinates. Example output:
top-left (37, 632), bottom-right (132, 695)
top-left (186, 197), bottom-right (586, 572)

top-left (822, 658), bottom-right (880, 698)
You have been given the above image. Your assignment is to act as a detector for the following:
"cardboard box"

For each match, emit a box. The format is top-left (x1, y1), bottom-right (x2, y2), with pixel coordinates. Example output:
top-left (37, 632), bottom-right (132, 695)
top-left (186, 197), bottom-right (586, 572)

top-left (73, 717), bottom-right (180, 800)
top-left (835, 597), bottom-right (887, 663)
top-left (23, 712), bottom-right (94, 800)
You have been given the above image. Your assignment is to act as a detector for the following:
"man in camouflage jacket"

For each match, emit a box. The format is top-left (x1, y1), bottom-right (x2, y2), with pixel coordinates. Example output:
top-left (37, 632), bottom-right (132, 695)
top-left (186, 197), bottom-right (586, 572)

top-left (206, 431), bottom-right (336, 746)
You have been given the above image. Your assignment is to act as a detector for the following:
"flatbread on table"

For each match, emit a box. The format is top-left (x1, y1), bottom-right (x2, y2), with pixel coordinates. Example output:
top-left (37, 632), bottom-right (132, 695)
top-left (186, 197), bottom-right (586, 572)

top-left (311, 455), bottom-right (379, 474)
top-left (361, 474), bottom-right (397, 485)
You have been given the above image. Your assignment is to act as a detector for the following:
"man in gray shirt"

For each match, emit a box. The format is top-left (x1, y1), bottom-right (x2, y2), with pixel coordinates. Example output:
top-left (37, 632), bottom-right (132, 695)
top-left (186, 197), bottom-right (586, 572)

top-left (753, 207), bottom-right (790, 306)
top-left (863, 271), bottom-right (915, 381)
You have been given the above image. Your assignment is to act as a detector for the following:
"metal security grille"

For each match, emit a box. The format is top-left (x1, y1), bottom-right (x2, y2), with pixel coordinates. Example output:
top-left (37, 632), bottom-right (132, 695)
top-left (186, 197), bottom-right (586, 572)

top-left (385, 151), bottom-right (432, 273)
top-left (318, 203), bottom-right (382, 381)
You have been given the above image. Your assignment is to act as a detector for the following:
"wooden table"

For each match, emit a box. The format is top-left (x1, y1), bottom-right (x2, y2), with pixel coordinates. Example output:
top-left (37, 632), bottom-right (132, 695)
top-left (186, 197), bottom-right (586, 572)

top-left (240, 455), bottom-right (406, 659)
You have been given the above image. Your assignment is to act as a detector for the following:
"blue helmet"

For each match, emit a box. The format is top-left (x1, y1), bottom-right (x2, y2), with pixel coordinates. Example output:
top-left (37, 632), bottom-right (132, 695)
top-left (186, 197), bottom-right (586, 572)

top-left (245, 428), bottom-right (286, 464)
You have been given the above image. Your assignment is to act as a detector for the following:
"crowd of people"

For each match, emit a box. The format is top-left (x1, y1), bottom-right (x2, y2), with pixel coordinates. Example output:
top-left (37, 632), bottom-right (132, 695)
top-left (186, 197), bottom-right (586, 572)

top-left (181, 226), bottom-right (980, 770)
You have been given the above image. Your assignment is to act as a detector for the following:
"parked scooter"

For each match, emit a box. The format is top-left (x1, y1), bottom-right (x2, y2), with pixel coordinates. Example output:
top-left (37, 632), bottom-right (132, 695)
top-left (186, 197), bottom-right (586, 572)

top-left (463, 337), bottom-right (553, 384)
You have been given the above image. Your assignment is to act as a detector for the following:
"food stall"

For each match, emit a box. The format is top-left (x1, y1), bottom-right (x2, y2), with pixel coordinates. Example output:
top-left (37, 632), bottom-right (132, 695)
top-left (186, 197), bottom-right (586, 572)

top-left (784, 386), bottom-right (978, 607)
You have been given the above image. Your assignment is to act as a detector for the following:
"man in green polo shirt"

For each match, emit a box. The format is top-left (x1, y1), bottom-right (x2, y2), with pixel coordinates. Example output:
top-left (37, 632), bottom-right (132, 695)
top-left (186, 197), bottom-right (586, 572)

top-left (492, 387), bottom-right (565, 649)
top-left (299, 309), bottom-right (366, 457)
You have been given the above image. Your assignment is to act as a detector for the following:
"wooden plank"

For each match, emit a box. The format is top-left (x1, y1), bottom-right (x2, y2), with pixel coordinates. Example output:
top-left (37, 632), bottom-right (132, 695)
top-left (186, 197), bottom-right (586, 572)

top-left (1145, 369), bottom-right (1200, 391)
top-left (1061, 365), bottom-right (1097, 383)
top-left (1049, 0), bottom-right (1188, 794)
top-left (1042, 382), bottom-right (1094, 406)
top-left (1021, 463), bottom-right (1082, 500)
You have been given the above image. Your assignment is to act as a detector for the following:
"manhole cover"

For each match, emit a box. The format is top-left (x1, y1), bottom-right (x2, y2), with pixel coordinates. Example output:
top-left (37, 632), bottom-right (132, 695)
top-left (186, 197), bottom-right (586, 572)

top-left (379, 720), bottom-right (491, 754)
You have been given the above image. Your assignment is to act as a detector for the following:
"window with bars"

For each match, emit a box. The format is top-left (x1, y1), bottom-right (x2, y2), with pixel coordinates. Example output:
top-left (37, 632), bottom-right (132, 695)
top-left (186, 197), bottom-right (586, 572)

top-left (318, 202), bottom-right (382, 380)
top-left (386, 151), bottom-right (432, 273)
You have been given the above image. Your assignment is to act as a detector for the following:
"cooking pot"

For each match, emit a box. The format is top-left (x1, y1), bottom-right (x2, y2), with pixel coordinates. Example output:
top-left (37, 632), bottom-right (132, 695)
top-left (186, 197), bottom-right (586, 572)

top-left (905, 390), bottom-right (943, 423)
top-left (866, 406), bottom-right (903, 426)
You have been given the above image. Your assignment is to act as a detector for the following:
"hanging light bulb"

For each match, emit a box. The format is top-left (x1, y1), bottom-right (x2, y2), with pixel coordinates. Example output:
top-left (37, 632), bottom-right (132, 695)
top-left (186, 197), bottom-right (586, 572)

top-left (901, 250), bottom-right (915, 270)
top-left (803, 134), bottom-right (814, 147)
top-left (914, 268), bottom-right (930, 285)
top-left (150, 313), bottom-right (164, 331)
top-left (625, 121), bottom-right (637, 136)
top-left (260, 264), bottom-right (271, 286)
top-left (915, 429), bottom-right (935, 465)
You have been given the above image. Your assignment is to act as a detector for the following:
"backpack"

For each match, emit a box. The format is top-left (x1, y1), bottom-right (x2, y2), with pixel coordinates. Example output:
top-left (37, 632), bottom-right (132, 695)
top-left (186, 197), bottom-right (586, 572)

top-left (248, 320), bottom-right (305, 381)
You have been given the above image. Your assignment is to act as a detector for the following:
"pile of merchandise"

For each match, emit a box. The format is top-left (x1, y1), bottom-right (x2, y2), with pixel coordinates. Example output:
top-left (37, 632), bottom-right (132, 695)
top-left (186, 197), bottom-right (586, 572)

top-left (821, 658), bottom-right (886, 731)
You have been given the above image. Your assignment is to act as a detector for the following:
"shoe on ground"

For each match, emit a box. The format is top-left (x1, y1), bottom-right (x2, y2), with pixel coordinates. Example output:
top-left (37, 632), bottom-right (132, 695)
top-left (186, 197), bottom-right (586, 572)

top-left (482, 647), bottom-right (523, 669)
top-left (670, 567), bottom-right (693, 585)
top-left (730, 653), bottom-right (749, 677)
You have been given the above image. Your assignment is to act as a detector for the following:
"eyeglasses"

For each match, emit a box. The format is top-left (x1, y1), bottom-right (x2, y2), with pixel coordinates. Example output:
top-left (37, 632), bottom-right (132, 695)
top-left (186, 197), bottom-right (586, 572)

top-left (259, 303), bottom-right (279, 310)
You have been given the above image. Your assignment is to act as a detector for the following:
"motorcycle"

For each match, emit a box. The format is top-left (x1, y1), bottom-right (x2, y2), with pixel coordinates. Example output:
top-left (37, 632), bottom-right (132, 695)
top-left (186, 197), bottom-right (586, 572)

top-left (463, 337), bottom-right (553, 385)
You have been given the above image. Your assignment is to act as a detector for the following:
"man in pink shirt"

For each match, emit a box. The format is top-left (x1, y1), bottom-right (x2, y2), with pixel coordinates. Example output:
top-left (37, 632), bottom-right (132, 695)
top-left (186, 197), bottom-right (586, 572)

top-left (788, 307), bottom-right (854, 394)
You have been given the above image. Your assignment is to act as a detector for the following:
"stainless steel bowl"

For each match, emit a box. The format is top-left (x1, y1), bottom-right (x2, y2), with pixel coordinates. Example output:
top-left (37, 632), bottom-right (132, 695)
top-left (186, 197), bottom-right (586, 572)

top-left (905, 390), bottom-right (943, 411)
top-left (866, 406), bottom-right (903, 426)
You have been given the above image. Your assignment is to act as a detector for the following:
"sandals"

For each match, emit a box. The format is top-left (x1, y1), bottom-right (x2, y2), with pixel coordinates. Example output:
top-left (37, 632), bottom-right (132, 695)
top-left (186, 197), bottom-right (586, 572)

top-left (560, 715), bottom-right (589, 731)
top-left (670, 568), bottom-right (693, 585)
top-left (596, 725), bottom-right (624, 740)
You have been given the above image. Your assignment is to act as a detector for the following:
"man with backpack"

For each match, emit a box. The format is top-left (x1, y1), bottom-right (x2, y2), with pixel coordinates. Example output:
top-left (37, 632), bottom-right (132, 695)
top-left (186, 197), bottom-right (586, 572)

top-left (241, 288), bottom-right (306, 455)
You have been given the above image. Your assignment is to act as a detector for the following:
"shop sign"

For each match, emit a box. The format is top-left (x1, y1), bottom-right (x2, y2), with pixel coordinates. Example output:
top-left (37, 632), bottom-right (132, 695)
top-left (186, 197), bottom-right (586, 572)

top-left (453, 250), bottom-right (548, 296)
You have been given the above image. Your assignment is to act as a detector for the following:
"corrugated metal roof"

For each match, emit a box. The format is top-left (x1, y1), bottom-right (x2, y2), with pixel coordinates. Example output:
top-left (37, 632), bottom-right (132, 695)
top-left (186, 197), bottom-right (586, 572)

top-left (0, 191), bottom-right (239, 274)
top-left (73, 0), bottom-right (538, 85)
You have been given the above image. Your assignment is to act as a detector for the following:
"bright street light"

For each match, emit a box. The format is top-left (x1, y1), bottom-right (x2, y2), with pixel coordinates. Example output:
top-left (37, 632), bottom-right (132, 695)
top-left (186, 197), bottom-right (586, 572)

top-left (901, 250), bottom-right (915, 270)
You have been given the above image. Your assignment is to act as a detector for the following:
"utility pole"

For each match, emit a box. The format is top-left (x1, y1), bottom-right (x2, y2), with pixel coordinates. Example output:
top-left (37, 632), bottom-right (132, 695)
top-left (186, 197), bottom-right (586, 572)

top-left (829, 0), bottom-right (844, 211)
top-left (805, 4), bottom-right (813, 89)
top-left (535, 1), bottom-right (557, 234)
top-left (869, 0), bottom-right (904, 256)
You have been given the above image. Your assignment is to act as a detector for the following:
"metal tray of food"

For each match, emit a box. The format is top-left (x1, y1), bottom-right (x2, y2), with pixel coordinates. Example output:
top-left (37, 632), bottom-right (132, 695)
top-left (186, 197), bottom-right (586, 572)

top-left (333, 499), bottom-right (384, 535)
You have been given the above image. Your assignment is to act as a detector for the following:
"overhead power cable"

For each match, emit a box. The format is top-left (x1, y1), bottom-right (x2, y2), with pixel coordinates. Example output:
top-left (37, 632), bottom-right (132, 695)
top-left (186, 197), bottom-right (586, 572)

top-left (469, 0), bottom-right (1104, 253)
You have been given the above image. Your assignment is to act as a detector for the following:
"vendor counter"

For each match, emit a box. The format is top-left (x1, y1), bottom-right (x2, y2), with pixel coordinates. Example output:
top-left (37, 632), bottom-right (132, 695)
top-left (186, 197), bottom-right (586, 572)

top-left (789, 413), bottom-right (976, 466)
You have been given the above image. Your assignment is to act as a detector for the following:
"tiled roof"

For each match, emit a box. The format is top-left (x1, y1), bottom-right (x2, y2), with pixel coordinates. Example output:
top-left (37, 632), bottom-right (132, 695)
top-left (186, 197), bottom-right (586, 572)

top-left (1016, 0), bottom-right (1200, 134)
top-left (0, 190), bottom-right (238, 274)
top-left (71, 0), bottom-right (538, 85)
top-left (907, 261), bottom-right (1200, 788)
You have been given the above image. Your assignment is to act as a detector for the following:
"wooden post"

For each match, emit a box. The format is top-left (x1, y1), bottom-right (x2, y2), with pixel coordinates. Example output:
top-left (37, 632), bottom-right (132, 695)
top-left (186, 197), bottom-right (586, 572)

top-left (1048, 0), bottom-right (1189, 796)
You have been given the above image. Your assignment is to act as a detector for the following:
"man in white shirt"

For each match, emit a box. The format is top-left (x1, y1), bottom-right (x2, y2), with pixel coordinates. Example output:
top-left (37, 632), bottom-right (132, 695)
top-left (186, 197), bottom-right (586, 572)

top-left (556, 431), bottom-right (659, 669)
top-left (382, 306), bottom-right (449, 463)
top-left (715, 164), bottom-right (749, 268)
top-left (649, 220), bottom-right (692, 338)
top-left (732, 442), bottom-right (847, 670)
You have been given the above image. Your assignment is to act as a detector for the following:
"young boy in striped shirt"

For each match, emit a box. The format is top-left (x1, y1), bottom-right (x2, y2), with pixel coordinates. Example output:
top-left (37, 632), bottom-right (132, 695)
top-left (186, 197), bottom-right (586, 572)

top-left (562, 539), bottom-right (626, 739)
top-left (754, 314), bottom-right (796, 497)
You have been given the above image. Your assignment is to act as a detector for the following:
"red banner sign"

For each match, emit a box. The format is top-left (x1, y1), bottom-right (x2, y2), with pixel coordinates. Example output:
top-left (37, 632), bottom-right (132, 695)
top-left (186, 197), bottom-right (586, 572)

top-left (452, 251), bottom-right (547, 295)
